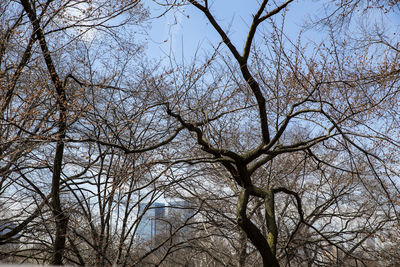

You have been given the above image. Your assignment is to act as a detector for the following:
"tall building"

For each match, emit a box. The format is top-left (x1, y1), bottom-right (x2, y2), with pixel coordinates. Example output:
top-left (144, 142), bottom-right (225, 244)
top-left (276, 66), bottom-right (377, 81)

top-left (136, 202), bottom-right (166, 241)
top-left (136, 200), bottom-right (194, 243)
top-left (167, 200), bottom-right (194, 226)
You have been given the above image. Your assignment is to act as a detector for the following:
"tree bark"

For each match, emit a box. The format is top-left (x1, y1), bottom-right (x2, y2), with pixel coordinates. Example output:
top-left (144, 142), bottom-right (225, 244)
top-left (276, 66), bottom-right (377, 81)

top-left (238, 230), bottom-right (248, 267)
top-left (237, 189), bottom-right (280, 267)
top-left (265, 189), bottom-right (278, 255)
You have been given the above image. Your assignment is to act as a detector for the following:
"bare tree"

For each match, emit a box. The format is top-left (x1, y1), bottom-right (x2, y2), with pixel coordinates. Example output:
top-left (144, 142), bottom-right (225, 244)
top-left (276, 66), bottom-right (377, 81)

top-left (0, 0), bottom-right (149, 264)
top-left (1, 0), bottom-right (399, 266)
top-left (150, 0), bottom-right (400, 266)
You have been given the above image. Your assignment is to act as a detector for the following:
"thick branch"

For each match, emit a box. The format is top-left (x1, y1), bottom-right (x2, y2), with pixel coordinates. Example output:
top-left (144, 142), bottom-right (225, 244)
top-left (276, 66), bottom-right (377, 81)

top-left (189, 0), bottom-right (275, 144)
top-left (273, 187), bottom-right (304, 222)
top-left (188, 0), bottom-right (242, 62)
top-left (166, 105), bottom-right (242, 161)
top-left (242, 0), bottom-right (269, 61)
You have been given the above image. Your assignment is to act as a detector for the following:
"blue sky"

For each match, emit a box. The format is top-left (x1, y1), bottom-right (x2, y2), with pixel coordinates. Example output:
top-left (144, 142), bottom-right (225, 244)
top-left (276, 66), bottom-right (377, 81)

top-left (144, 1), bottom-right (324, 62)
top-left (143, 1), bottom-right (399, 63)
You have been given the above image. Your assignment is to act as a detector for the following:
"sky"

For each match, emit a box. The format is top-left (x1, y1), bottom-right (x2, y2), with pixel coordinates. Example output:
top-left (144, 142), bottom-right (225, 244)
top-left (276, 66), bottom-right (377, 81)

top-left (145, 1), bottom-right (298, 62)
top-left (144, 1), bottom-right (400, 63)
top-left (144, 1), bottom-right (324, 62)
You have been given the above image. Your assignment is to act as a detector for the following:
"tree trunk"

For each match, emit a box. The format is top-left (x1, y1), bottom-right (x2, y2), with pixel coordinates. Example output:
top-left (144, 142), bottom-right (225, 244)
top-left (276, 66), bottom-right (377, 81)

top-left (265, 189), bottom-right (278, 255)
top-left (238, 230), bottom-right (248, 267)
top-left (237, 189), bottom-right (280, 267)
top-left (20, 1), bottom-right (69, 264)
top-left (50, 141), bottom-right (68, 265)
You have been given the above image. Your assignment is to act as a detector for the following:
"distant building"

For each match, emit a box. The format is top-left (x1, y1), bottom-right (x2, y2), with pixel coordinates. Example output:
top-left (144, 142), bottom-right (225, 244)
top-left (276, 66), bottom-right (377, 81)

top-left (167, 200), bottom-right (195, 226)
top-left (136, 200), bottom-right (195, 244)
top-left (136, 203), bottom-right (166, 241)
